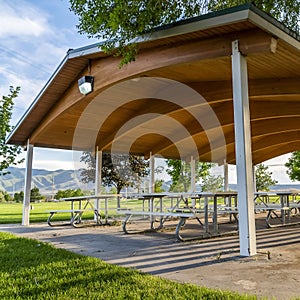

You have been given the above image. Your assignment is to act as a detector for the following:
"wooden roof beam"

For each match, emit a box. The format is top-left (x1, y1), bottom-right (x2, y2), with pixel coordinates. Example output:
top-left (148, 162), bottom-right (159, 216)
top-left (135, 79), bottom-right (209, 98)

top-left (188, 77), bottom-right (300, 102)
top-left (26, 29), bottom-right (277, 146)
top-left (251, 141), bottom-right (300, 164)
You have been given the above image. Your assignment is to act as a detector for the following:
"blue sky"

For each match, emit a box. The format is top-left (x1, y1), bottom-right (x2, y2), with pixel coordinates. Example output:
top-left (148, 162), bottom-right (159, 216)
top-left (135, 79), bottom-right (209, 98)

top-left (0, 0), bottom-right (97, 122)
top-left (0, 0), bottom-right (296, 184)
top-left (0, 0), bottom-right (98, 171)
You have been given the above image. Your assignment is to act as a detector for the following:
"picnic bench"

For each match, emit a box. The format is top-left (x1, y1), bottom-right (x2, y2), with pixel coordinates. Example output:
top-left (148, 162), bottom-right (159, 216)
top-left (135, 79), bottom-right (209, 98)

top-left (255, 191), bottom-right (300, 228)
top-left (118, 209), bottom-right (195, 234)
top-left (118, 191), bottom-right (300, 241)
top-left (117, 192), bottom-right (239, 241)
top-left (47, 208), bottom-right (99, 227)
top-left (175, 192), bottom-right (238, 241)
top-left (117, 193), bottom-right (188, 233)
top-left (47, 194), bottom-right (118, 227)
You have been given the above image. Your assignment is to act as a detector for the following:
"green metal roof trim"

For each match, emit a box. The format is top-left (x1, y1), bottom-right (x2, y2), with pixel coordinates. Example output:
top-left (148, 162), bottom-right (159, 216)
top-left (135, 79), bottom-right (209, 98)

top-left (153, 3), bottom-right (299, 40)
top-left (67, 2), bottom-right (300, 59)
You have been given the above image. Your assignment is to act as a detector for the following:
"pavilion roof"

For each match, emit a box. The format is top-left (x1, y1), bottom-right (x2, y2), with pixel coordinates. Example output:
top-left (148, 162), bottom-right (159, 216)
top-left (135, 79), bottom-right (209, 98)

top-left (7, 3), bottom-right (300, 164)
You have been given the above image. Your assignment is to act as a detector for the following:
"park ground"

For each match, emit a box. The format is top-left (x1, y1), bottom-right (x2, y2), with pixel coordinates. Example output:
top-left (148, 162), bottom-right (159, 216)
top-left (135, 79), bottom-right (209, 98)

top-left (1, 218), bottom-right (300, 300)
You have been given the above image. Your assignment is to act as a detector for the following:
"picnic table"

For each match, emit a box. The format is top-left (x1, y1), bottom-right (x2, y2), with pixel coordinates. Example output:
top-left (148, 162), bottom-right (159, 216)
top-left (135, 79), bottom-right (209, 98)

top-left (47, 194), bottom-right (118, 227)
top-left (117, 192), bottom-right (192, 234)
top-left (256, 191), bottom-right (300, 227)
top-left (254, 191), bottom-right (274, 207)
top-left (117, 191), bottom-right (239, 240)
top-left (176, 191), bottom-right (238, 241)
top-left (118, 190), bottom-right (300, 241)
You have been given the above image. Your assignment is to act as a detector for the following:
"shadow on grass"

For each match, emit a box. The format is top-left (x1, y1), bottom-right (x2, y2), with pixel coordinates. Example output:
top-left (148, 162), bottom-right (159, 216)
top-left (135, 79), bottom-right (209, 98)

top-left (0, 232), bottom-right (254, 300)
top-left (0, 232), bottom-right (78, 272)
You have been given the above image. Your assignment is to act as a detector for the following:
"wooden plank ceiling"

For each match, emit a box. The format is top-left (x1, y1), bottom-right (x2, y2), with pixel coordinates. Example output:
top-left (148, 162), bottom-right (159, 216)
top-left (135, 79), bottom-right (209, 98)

top-left (7, 5), bottom-right (300, 164)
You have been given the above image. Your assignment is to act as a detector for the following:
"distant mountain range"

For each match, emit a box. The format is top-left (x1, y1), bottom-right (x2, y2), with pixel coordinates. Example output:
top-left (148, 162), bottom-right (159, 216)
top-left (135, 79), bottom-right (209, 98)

top-left (0, 167), bottom-right (94, 197)
top-left (1, 167), bottom-right (300, 198)
top-left (228, 184), bottom-right (300, 192)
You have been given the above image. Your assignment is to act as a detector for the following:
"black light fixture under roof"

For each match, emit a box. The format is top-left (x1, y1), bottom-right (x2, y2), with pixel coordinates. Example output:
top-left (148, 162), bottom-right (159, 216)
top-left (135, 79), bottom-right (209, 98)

top-left (78, 75), bottom-right (94, 95)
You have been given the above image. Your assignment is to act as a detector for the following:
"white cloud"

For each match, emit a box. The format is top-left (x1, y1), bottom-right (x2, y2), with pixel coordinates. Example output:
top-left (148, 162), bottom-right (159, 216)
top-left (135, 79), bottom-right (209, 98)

top-left (32, 159), bottom-right (79, 171)
top-left (0, 70), bottom-right (47, 125)
top-left (0, 2), bottom-right (48, 38)
top-left (33, 42), bottom-right (67, 70)
top-left (263, 154), bottom-right (300, 184)
top-left (0, 1), bottom-right (99, 174)
top-left (18, 158), bottom-right (80, 171)
top-left (0, 1), bottom-right (75, 123)
top-left (16, 148), bottom-right (86, 171)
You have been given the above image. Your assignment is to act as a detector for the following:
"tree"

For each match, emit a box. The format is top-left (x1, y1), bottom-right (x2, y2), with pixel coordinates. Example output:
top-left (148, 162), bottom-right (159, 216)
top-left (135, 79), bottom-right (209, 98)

top-left (209, 0), bottom-right (300, 30)
top-left (166, 159), bottom-right (213, 192)
top-left (30, 186), bottom-right (44, 202)
top-left (54, 188), bottom-right (86, 200)
top-left (13, 187), bottom-right (44, 202)
top-left (202, 174), bottom-right (224, 192)
top-left (109, 187), bottom-right (118, 194)
top-left (0, 190), bottom-right (13, 202)
top-left (0, 86), bottom-right (24, 175)
top-left (69, 0), bottom-right (300, 66)
top-left (80, 151), bottom-right (149, 194)
top-left (255, 163), bottom-right (277, 191)
top-left (14, 191), bottom-right (24, 203)
top-left (154, 179), bottom-right (165, 193)
top-left (285, 151), bottom-right (300, 181)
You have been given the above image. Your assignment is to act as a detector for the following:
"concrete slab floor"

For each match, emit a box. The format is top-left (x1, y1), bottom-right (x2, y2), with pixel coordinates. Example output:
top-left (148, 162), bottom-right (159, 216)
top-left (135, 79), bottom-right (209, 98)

top-left (1, 222), bottom-right (300, 300)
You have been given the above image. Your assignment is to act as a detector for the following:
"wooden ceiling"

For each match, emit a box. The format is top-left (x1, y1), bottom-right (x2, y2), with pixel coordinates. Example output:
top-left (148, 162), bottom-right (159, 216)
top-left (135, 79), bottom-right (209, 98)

top-left (7, 4), bottom-right (300, 164)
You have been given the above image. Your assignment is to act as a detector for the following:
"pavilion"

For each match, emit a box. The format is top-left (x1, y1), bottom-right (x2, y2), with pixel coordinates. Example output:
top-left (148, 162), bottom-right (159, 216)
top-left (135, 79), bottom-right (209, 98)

top-left (7, 4), bottom-right (300, 256)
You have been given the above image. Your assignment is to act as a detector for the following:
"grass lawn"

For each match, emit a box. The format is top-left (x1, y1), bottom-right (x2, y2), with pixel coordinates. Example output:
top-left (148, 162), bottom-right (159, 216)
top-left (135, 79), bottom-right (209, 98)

top-left (0, 201), bottom-right (119, 224)
top-left (0, 194), bottom-right (294, 224)
top-left (0, 232), bottom-right (258, 300)
top-left (0, 202), bottom-right (72, 224)
top-left (0, 197), bottom-right (193, 224)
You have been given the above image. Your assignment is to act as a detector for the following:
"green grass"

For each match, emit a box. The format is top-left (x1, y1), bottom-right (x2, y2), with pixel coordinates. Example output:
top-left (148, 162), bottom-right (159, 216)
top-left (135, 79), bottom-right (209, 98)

top-left (0, 198), bottom-right (185, 224)
top-left (0, 202), bottom-right (69, 224)
top-left (1, 193), bottom-right (298, 224)
top-left (0, 201), bottom-right (118, 224)
top-left (0, 232), bottom-right (258, 300)
top-left (0, 202), bottom-right (24, 224)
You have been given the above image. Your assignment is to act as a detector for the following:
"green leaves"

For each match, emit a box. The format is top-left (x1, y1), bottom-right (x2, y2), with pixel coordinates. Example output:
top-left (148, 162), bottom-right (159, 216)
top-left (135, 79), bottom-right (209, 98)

top-left (0, 87), bottom-right (24, 175)
top-left (285, 151), bottom-right (300, 181)
top-left (166, 159), bottom-right (214, 192)
top-left (80, 152), bottom-right (149, 193)
top-left (69, 0), bottom-right (300, 66)
top-left (255, 163), bottom-right (277, 191)
top-left (54, 188), bottom-right (85, 200)
top-left (69, 0), bottom-right (210, 66)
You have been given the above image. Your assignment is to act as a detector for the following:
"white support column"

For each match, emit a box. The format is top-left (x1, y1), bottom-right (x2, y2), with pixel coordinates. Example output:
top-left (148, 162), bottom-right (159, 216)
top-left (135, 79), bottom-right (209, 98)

top-left (231, 40), bottom-right (257, 256)
top-left (253, 165), bottom-right (257, 193)
top-left (22, 140), bottom-right (33, 226)
top-left (95, 147), bottom-right (102, 214)
top-left (223, 160), bottom-right (229, 192)
top-left (95, 147), bottom-right (102, 195)
top-left (190, 156), bottom-right (196, 193)
top-left (190, 156), bottom-right (196, 207)
top-left (149, 153), bottom-right (155, 193)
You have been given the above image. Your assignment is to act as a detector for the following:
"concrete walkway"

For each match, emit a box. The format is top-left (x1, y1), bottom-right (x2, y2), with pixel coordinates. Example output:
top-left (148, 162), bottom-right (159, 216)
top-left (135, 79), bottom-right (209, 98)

top-left (1, 222), bottom-right (300, 300)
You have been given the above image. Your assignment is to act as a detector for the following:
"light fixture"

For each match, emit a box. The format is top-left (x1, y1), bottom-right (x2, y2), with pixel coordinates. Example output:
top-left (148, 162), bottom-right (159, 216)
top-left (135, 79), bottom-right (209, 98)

top-left (78, 75), bottom-right (94, 95)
